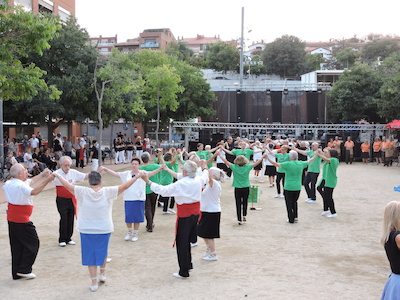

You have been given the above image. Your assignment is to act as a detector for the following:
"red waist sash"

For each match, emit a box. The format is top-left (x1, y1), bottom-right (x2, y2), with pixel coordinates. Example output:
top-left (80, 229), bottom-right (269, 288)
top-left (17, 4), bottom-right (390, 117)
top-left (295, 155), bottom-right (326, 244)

top-left (7, 203), bottom-right (33, 223)
top-left (56, 186), bottom-right (77, 216)
top-left (173, 202), bottom-right (200, 247)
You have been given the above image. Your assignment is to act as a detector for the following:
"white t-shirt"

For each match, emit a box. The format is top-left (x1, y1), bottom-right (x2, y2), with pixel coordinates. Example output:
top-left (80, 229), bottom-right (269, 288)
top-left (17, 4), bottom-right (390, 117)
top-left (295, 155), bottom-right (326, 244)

top-left (74, 186), bottom-right (118, 234)
top-left (118, 171), bottom-right (146, 201)
top-left (263, 149), bottom-right (277, 166)
top-left (3, 178), bottom-right (33, 205)
top-left (200, 180), bottom-right (221, 212)
top-left (30, 138), bottom-right (39, 149)
top-left (216, 150), bottom-right (226, 164)
top-left (253, 146), bottom-right (263, 161)
top-left (53, 169), bottom-right (86, 186)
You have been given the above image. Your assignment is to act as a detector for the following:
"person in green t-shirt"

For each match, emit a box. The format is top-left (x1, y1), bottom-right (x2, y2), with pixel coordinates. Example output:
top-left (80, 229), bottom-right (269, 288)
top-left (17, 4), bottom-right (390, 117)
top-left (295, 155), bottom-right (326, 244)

top-left (158, 152), bottom-right (177, 214)
top-left (292, 142), bottom-right (322, 203)
top-left (266, 145), bottom-right (290, 198)
top-left (223, 141), bottom-right (254, 161)
top-left (195, 143), bottom-right (219, 169)
top-left (316, 148), bottom-right (339, 218)
top-left (267, 150), bottom-right (317, 223)
top-left (218, 150), bottom-right (266, 225)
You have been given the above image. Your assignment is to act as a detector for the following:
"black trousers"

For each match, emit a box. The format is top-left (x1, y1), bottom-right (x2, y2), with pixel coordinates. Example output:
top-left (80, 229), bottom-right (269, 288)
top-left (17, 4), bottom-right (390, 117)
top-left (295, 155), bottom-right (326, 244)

top-left (8, 221), bottom-right (40, 279)
top-left (234, 187), bottom-right (249, 222)
top-left (75, 150), bottom-right (84, 168)
top-left (276, 172), bottom-right (285, 194)
top-left (317, 179), bottom-right (336, 214)
top-left (284, 190), bottom-right (300, 223)
top-left (56, 196), bottom-right (74, 243)
top-left (159, 196), bottom-right (175, 212)
top-left (176, 214), bottom-right (199, 277)
top-left (303, 172), bottom-right (319, 200)
top-left (145, 192), bottom-right (158, 230)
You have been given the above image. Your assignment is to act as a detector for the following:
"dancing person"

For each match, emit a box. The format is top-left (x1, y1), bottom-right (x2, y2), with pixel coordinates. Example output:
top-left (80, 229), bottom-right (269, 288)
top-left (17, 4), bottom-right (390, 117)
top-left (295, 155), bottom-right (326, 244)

top-left (317, 148), bottom-right (339, 217)
top-left (292, 142), bottom-right (322, 204)
top-left (89, 140), bottom-right (99, 171)
top-left (361, 139), bottom-right (371, 164)
top-left (197, 167), bottom-right (225, 261)
top-left (266, 145), bottom-right (290, 198)
top-left (100, 157), bottom-right (162, 242)
top-left (218, 151), bottom-right (265, 225)
top-left (4, 164), bottom-right (54, 280)
top-left (53, 170), bottom-right (144, 291)
top-left (158, 152), bottom-right (177, 214)
top-left (142, 160), bottom-right (209, 278)
top-left (267, 150), bottom-right (312, 223)
top-left (252, 140), bottom-right (264, 179)
top-left (380, 201), bottom-right (400, 299)
top-left (53, 156), bottom-right (88, 247)
top-left (263, 143), bottom-right (277, 187)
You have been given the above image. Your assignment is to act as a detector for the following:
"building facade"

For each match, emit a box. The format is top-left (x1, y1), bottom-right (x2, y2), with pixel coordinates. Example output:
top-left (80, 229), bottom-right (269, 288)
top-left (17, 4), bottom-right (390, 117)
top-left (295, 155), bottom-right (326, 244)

top-left (10, 0), bottom-right (75, 21)
top-left (89, 35), bottom-right (118, 56)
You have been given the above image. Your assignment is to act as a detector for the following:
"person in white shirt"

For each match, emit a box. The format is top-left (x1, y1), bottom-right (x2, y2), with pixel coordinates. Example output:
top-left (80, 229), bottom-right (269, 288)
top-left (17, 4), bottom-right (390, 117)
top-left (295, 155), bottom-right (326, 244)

top-left (29, 134), bottom-right (39, 149)
top-left (3, 164), bottom-right (54, 280)
top-left (142, 160), bottom-right (209, 278)
top-left (53, 170), bottom-right (144, 292)
top-left (99, 158), bottom-right (162, 242)
top-left (53, 156), bottom-right (88, 247)
top-left (197, 167), bottom-right (224, 261)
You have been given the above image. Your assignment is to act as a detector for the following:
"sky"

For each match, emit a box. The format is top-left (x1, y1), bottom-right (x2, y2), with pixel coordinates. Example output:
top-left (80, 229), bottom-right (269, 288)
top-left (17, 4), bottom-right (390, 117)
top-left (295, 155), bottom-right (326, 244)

top-left (75, 0), bottom-right (399, 45)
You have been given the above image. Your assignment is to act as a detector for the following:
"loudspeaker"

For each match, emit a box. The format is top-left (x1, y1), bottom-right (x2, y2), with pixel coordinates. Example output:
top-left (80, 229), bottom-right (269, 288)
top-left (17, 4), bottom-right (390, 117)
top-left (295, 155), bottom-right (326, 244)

top-left (236, 91), bottom-right (246, 122)
top-left (271, 92), bottom-right (282, 123)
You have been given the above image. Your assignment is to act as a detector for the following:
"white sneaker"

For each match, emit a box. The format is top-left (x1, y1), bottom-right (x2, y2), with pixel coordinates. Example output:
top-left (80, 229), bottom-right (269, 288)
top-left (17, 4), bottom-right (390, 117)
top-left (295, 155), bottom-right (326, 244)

top-left (168, 208), bottom-right (176, 214)
top-left (278, 194), bottom-right (285, 198)
top-left (173, 272), bottom-right (188, 279)
top-left (67, 240), bottom-right (76, 245)
top-left (124, 232), bottom-right (132, 241)
top-left (274, 194), bottom-right (280, 198)
top-left (306, 199), bottom-right (316, 203)
top-left (321, 210), bottom-right (330, 216)
top-left (190, 242), bottom-right (198, 247)
top-left (99, 273), bottom-right (106, 282)
top-left (305, 198), bottom-right (311, 202)
top-left (203, 255), bottom-right (218, 261)
top-left (17, 272), bottom-right (36, 279)
top-left (162, 211), bottom-right (171, 215)
top-left (90, 284), bottom-right (98, 292)
top-left (131, 233), bottom-right (138, 242)
top-left (59, 242), bottom-right (66, 247)
top-left (327, 213), bottom-right (337, 218)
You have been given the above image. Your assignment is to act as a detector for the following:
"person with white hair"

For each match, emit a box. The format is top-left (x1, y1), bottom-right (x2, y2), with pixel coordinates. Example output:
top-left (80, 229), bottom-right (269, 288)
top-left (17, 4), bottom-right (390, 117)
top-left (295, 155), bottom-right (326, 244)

top-left (53, 156), bottom-right (88, 247)
top-left (197, 167), bottom-right (225, 261)
top-left (267, 150), bottom-right (316, 223)
top-left (4, 164), bottom-right (54, 280)
top-left (142, 160), bottom-right (209, 278)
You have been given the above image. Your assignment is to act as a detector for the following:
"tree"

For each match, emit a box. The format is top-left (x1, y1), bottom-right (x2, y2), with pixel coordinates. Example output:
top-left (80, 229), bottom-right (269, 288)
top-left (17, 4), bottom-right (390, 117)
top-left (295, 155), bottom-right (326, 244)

top-left (305, 53), bottom-right (325, 72)
top-left (206, 41), bottom-right (240, 73)
top-left (164, 41), bottom-right (194, 61)
top-left (4, 16), bottom-right (98, 146)
top-left (361, 39), bottom-right (400, 64)
top-left (0, 4), bottom-right (61, 100)
top-left (376, 52), bottom-right (400, 122)
top-left (327, 64), bottom-right (382, 123)
top-left (335, 48), bottom-right (359, 69)
top-left (262, 35), bottom-right (306, 78)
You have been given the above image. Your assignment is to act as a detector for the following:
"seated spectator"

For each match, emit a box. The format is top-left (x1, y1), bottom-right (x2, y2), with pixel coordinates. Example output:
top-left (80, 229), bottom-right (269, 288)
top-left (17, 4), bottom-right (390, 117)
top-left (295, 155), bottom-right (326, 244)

top-left (54, 138), bottom-right (63, 160)
top-left (41, 148), bottom-right (58, 171)
top-left (5, 150), bottom-right (17, 171)
top-left (23, 147), bottom-right (40, 175)
top-left (32, 147), bottom-right (46, 172)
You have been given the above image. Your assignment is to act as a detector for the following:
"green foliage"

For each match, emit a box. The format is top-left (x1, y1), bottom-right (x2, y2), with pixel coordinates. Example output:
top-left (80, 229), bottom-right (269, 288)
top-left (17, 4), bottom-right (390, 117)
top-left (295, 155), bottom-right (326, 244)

top-left (376, 52), bottom-right (400, 122)
top-left (327, 64), bottom-right (382, 123)
top-left (205, 42), bottom-right (240, 73)
top-left (305, 53), bottom-right (324, 72)
top-left (164, 41), bottom-right (194, 61)
top-left (0, 4), bottom-right (61, 100)
top-left (262, 35), bottom-right (306, 78)
top-left (361, 39), bottom-right (400, 64)
top-left (335, 48), bottom-right (359, 69)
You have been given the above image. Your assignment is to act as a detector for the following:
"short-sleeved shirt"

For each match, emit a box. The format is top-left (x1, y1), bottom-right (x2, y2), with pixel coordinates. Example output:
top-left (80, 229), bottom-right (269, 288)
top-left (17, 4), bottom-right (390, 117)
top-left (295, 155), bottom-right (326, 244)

top-left (307, 150), bottom-right (322, 173)
top-left (53, 169), bottom-right (86, 187)
top-left (275, 153), bottom-right (290, 173)
top-left (280, 161), bottom-right (308, 191)
top-left (117, 171), bottom-right (146, 201)
top-left (74, 186), bottom-right (118, 234)
top-left (232, 149), bottom-right (254, 161)
top-left (361, 143), bottom-right (370, 152)
top-left (140, 164), bottom-right (160, 194)
top-left (159, 161), bottom-right (174, 186)
top-left (385, 231), bottom-right (400, 274)
top-left (322, 158), bottom-right (339, 188)
top-left (3, 178), bottom-right (33, 205)
top-left (230, 164), bottom-right (253, 188)
top-left (201, 180), bottom-right (222, 212)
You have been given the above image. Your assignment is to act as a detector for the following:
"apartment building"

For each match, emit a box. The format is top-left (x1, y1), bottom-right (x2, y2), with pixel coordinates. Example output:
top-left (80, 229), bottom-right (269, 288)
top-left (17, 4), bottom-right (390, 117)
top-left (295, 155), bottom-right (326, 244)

top-left (178, 34), bottom-right (222, 55)
top-left (89, 35), bottom-right (118, 56)
top-left (139, 28), bottom-right (176, 51)
top-left (9, 0), bottom-right (75, 21)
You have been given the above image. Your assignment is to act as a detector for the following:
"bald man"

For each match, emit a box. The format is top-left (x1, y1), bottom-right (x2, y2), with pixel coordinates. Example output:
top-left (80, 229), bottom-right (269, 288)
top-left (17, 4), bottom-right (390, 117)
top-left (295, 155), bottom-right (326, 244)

top-left (3, 164), bottom-right (55, 280)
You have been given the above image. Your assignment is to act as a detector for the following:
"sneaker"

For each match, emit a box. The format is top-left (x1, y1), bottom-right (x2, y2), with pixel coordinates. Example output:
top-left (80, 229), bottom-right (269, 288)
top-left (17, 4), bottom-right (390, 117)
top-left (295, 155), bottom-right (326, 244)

top-left (259, 179), bottom-right (264, 183)
top-left (243, 216), bottom-right (247, 222)
top-left (327, 213), bottom-right (337, 218)
top-left (203, 255), bottom-right (218, 261)
top-left (168, 208), bottom-right (176, 214)
top-left (173, 273), bottom-right (188, 279)
top-left (190, 242), bottom-right (198, 247)
top-left (131, 233), bottom-right (139, 242)
top-left (159, 202), bottom-right (164, 207)
top-left (305, 198), bottom-right (311, 202)
top-left (59, 242), bottom-right (67, 247)
top-left (124, 232), bottom-right (132, 241)
top-left (278, 194), bottom-right (285, 198)
top-left (269, 184), bottom-right (273, 187)
top-left (238, 221), bottom-right (244, 225)
top-left (106, 257), bottom-right (112, 263)
top-left (274, 194), bottom-right (280, 198)
top-left (67, 240), bottom-right (76, 245)
top-left (90, 284), bottom-right (98, 292)
top-left (321, 210), bottom-right (330, 216)
top-left (99, 273), bottom-right (106, 282)
top-left (16, 272), bottom-right (36, 279)
top-left (306, 199), bottom-right (316, 204)
top-left (203, 249), bottom-right (211, 257)
top-left (162, 211), bottom-right (171, 215)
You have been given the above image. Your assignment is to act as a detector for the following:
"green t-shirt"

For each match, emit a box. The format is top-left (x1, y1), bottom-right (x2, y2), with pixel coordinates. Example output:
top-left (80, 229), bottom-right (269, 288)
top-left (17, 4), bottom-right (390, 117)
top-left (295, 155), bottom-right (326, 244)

top-left (158, 161), bottom-right (174, 185)
top-left (280, 161), bottom-right (308, 191)
top-left (320, 158), bottom-right (339, 188)
top-left (139, 164), bottom-right (160, 194)
top-left (232, 149), bottom-right (254, 161)
top-left (307, 150), bottom-right (322, 173)
top-left (196, 151), bottom-right (213, 168)
top-left (230, 163), bottom-right (253, 188)
top-left (275, 153), bottom-right (290, 173)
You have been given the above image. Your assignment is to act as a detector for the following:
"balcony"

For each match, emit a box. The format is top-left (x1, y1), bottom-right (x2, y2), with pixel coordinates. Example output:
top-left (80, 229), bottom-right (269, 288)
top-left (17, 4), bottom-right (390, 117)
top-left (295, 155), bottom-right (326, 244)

top-left (140, 42), bottom-right (160, 48)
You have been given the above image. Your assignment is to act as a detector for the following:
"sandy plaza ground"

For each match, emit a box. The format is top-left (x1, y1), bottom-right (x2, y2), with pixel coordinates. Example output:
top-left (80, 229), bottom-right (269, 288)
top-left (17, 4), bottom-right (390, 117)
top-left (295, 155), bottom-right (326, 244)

top-left (0, 159), bottom-right (398, 299)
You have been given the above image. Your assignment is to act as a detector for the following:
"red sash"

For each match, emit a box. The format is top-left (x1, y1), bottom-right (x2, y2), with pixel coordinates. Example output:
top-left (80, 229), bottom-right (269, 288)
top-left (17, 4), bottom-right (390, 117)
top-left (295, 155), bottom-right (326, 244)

top-left (56, 186), bottom-right (77, 216)
top-left (7, 203), bottom-right (33, 223)
top-left (173, 202), bottom-right (200, 247)
top-left (78, 149), bottom-right (84, 161)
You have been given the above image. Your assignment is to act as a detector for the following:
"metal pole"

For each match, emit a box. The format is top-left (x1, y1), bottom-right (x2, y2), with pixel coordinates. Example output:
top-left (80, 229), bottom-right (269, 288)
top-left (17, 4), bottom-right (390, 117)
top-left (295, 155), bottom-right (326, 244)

top-left (239, 7), bottom-right (244, 86)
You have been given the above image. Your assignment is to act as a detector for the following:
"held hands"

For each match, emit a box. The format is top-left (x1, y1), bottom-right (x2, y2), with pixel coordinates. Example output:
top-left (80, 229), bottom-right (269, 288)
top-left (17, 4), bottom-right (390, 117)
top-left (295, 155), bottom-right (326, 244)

top-left (199, 159), bottom-right (207, 170)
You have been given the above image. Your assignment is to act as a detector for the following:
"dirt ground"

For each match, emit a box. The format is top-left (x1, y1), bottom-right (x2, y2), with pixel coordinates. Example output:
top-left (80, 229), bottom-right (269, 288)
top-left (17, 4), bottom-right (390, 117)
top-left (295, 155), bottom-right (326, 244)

top-left (0, 161), bottom-right (398, 299)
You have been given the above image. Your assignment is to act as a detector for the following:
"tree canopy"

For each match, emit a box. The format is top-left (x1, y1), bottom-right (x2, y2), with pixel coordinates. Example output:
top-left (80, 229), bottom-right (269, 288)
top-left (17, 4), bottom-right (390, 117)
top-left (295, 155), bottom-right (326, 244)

top-left (361, 39), bottom-right (400, 64)
top-left (205, 41), bottom-right (240, 73)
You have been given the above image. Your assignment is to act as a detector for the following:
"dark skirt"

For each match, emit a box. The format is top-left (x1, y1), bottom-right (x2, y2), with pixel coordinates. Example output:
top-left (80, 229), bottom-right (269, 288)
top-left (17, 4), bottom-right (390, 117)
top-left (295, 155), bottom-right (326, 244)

top-left (253, 162), bottom-right (262, 170)
top-left (265, 165), bottom-right (277, 176)
top-left (197, 212), bottom-right (221, 239)
top-left (361, 152), bottom-right (369, 159)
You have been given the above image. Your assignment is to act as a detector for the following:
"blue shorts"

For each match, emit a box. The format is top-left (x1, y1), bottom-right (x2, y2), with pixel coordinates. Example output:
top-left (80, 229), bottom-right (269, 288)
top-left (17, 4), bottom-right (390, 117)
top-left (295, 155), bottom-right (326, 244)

top-left (80, 233), bottom-right (111, 266)
top-left (124, 200), bottom-right (145, 223)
